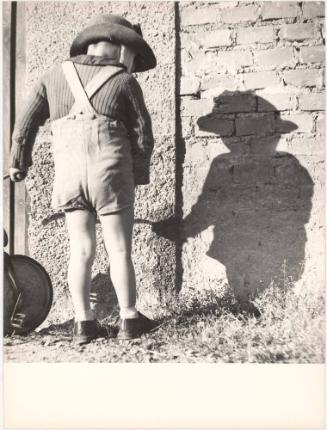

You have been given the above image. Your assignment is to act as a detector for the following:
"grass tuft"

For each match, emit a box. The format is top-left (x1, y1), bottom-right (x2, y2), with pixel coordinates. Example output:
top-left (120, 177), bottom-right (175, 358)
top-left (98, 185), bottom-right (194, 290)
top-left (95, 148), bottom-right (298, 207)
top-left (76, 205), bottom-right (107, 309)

top-left (147, 278), bottom-right (325, 363)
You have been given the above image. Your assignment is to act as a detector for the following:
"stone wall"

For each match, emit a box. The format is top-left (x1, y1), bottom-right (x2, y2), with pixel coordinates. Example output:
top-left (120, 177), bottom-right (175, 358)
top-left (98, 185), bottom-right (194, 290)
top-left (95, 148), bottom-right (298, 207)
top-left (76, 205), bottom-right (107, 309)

top-left (179, 1), bottom-right (325, 304)
top-left (21, 1), bottom-right (325, 323)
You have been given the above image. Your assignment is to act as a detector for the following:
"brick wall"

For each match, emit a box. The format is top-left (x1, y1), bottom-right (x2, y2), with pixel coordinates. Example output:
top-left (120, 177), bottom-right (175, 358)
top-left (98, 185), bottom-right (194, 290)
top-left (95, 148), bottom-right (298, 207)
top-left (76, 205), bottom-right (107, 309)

top-left (179, 1), bottom-right (325, 304)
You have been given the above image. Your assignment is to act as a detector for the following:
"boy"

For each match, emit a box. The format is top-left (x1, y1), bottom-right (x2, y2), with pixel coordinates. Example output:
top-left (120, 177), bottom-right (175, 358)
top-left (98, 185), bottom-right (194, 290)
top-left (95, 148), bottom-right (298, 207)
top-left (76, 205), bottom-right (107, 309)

top-left (10, 14), bottom-right (159, 345)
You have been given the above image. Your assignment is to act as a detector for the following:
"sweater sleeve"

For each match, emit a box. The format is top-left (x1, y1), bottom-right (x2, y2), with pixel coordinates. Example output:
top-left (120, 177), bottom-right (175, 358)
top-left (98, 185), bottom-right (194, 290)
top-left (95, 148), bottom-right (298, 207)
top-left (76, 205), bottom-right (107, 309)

top-left (122, 75), bottom-right (154, 185)
top-left (10, 78), bottom-right (50, 170)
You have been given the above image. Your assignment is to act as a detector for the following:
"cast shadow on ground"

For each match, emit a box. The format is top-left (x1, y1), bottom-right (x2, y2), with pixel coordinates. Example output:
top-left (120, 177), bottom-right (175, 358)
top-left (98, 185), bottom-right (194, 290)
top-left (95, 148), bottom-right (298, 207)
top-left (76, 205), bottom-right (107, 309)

top-left (153, 91), bottom-right (313, 315)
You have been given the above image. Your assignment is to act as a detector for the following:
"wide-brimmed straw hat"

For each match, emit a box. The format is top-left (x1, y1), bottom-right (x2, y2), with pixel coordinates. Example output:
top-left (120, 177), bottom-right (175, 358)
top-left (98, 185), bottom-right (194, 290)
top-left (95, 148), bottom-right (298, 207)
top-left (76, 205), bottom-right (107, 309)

top-left (70, 14), bottom-right (156, 72)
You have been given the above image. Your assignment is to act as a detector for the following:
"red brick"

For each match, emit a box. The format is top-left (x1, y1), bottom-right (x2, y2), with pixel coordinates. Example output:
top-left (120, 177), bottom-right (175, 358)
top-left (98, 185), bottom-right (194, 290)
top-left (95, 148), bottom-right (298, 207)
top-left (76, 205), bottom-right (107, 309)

top-left (195, 116), bottom-right (234, 137)
top-left (257, 92), bottom-right (294, 111)
top-left (201, 87), bottom-right (240, 100)
top-left (253, 47), bottom-right (295, 69)
top-left (217, 50), bottom-right (254, 71)
top-left (261, 2), bottom-right (298, 20)
top-left (183, 50), bottom-right (239, 76)
top-left (221, 5), bottom-right (258, 23)
top-left (279, 23), bottom-right (317, 41)
top-left (282, 69), bottom-right (322, 87)
top-left (217, 2), bottom-right (238, 9)
top-left (180, 77), bottom-right (201, 95)
top-left (243, 71), bottom-right (281, 89)
top-left (236, 114), bottom-right (275, 136)
top-left (285, 136), bottom-right (325, 156)
top-left (299, 46), bottom-right (325, 63)
top-left (201, 75), bottom-right (239, 91)
top-left (181, 33), bottom-right (201, 51)
top-left (181, 6), bottom-right (219, 26)
top-left (182, 52), bottom-right (209, 76)
top-left (201, 29), bottom-right (233, 48)
top-left (277, 113), bottom-right (314, 133)
top-left (181, 98), bottom-right (213, 117)
top-left (211, 137), bottom-right (250, 156)
top-left (214, 93), bottom-right (257, 113)
top-left (237, 26), bottom-right (275, 45)
top-left (298, 93), bottom-right (325, 111)
top-left (302, 2), bottom-right (325, 18)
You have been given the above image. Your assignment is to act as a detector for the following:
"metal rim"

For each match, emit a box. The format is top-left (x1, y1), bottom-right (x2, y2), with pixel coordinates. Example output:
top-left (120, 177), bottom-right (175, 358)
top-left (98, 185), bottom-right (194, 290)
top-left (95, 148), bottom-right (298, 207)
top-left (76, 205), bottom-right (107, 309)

top-left (7, 255), bottom-right (53, 335)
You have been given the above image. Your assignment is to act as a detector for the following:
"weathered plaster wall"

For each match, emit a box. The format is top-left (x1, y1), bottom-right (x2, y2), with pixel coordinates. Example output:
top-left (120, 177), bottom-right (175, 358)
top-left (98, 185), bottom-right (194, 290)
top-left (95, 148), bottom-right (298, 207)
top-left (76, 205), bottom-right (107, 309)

top-left (25, 1), bottom-right (176, 323)
top-left (179, 1), bottom-right (325, 303)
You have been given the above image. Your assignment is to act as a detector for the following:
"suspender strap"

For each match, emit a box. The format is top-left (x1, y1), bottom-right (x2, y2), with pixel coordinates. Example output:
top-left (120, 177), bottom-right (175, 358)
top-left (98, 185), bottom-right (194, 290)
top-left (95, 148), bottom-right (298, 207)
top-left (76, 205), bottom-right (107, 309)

top-left (84, 65), bottom-right (123, 99)
top-left (62, 61), bottom-right (124, 114)
top-left (62, 61), bottom-right (95, 114)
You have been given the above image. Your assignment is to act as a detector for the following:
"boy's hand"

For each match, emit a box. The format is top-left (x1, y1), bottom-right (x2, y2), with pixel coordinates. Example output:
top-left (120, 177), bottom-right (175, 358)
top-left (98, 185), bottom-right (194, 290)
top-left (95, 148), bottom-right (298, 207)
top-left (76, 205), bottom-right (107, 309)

top-left (9, 168), bottom-right (27, 182)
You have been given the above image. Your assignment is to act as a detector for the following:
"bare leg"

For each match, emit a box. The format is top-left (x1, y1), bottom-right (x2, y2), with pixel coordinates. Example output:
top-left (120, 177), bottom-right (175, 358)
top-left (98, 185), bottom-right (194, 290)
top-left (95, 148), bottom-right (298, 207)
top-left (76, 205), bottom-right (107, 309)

top-left (99, 206), bottom-right (137, 317)
top-left (65, 210), bottom-right (96, 321)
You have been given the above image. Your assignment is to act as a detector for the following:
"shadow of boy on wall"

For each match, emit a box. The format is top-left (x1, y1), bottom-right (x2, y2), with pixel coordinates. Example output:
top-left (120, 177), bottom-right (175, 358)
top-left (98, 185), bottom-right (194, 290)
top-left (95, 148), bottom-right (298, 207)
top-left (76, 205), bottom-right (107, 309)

top-left (154, 91), bottom-right (313, 316)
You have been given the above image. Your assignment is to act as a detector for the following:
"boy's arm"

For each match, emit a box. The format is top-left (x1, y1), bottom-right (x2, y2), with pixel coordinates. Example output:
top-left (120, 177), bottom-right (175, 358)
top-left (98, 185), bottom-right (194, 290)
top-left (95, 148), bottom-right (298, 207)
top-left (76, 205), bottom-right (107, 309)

top-left (10, 79), bottom-right (50, 178)
top-left (123, 75), bottom-right (154, 185)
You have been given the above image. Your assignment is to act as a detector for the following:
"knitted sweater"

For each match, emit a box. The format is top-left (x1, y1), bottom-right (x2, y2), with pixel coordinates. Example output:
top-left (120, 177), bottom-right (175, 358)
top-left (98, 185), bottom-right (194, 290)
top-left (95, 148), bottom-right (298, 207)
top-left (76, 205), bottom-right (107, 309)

top-left (10, 55), bottom-right (154, 185)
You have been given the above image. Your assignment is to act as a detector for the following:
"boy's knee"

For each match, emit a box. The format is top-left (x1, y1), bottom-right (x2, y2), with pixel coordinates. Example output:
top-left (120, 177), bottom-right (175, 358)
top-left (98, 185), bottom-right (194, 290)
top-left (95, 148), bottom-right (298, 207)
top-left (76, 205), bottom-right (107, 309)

top-left (70, 245), bottom-right (95, 264)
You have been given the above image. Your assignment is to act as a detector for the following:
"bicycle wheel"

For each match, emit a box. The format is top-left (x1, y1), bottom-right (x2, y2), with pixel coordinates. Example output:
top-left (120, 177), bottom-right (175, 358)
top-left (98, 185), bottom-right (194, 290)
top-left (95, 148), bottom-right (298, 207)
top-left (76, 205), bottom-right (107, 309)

top-left (4, 254), bottom-right (19, 335)
top-left (5, 255), bottom-right (53, 335)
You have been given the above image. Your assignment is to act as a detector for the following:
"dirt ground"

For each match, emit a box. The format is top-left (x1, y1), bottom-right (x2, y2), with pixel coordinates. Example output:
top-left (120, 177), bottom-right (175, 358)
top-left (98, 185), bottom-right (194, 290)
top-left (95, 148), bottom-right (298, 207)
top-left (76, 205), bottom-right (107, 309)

top-left (3, 316), bottom-right (219, 363)
top-left (3, 284), bottom-right (325, 364)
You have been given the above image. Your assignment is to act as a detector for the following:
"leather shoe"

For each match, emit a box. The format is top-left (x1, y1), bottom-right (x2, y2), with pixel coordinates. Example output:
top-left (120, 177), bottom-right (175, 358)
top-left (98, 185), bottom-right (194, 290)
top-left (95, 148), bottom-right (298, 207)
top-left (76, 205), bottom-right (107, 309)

top-left (73, 319), bottom-right (108, 345)
top-left (118, 312), bottom-right (161, 340)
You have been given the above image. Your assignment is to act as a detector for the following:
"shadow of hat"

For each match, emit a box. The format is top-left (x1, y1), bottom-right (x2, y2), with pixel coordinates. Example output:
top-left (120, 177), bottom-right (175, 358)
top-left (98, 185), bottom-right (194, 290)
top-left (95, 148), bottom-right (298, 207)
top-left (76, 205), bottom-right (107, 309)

top-left (70, 14), bottom-right (156, 72)
top-left (197, 90), bottom-right (298, 135)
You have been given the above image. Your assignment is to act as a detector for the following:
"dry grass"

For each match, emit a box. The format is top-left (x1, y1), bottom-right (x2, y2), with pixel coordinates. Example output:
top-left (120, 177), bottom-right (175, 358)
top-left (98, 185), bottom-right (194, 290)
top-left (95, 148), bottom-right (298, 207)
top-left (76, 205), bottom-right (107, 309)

top-left (155, 283), bottom-right (325, 363)
top-left (4, 281), bottom-right (325, 363)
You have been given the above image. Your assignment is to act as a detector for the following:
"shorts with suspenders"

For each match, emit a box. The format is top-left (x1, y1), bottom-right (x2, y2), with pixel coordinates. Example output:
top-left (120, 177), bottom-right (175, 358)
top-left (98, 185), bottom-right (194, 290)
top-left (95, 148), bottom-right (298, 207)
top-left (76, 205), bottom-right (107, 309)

top-left (51, 61), bottom-right (135, 215)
